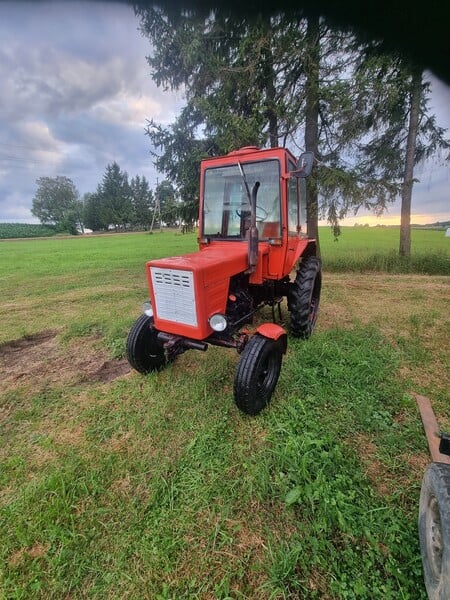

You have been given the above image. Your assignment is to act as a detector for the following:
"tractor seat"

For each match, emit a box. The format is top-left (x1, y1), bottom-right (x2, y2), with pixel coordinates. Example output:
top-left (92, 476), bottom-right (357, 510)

top-left (258, 221), bottom-right (280, 238)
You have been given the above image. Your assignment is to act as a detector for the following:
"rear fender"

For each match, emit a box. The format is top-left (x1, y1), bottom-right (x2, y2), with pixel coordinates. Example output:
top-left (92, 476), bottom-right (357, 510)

top-left (255, 323), bottom-right (287, 354)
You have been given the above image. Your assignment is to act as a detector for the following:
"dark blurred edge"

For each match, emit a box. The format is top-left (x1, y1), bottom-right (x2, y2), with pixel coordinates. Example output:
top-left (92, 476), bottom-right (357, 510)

top-left (132, 0), bottom-right (450, 85)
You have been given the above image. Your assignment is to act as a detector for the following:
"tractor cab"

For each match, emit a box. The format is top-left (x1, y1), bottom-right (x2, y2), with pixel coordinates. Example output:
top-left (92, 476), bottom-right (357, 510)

top-left (199, 146), bottom-right (313, 281)
top-left (126, 146), bottom-right (321, 415)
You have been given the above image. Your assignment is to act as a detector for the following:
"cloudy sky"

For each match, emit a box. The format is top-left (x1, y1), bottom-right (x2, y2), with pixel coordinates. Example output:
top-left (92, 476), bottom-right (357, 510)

top-left (0, 1), bottom-right (449, 226)
top-left (0, 1), bottom-right (184, 223)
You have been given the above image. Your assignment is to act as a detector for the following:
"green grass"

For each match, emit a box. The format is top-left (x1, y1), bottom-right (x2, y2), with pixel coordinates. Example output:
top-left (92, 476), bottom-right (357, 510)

top-left (0, 227), bottom-right (448, 344)
top-left (1, 227), bottom-right (449, 598)
top-left (321, 227), bottom-right (450, 274)
top-left (0, 231), bottom-right (198, 345)
top-left (0, 328), bottom-right (429, 598)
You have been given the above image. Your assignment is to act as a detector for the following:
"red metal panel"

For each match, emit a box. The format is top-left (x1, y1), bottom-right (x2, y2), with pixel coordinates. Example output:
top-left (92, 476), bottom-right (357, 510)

top-left (283, 238), bottom-right (311, 275)
top-left (256, 323), bottom-right (286, 340)
top-left (146, 244), bottom-right (248, 340)
top-left (413, 392), bottom-right (450, 465)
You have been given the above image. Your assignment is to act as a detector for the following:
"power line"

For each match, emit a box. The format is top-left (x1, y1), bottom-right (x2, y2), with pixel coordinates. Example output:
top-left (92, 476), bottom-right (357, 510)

top-left (0, 142), bottom-right (61, 154)
top-left (0, 151), bottom-right (61, 169)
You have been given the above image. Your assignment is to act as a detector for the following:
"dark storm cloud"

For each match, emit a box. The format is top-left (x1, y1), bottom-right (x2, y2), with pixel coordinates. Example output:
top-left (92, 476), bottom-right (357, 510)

top-left (0, 3), bottom-right (147, 119)
top-left (0, 1), bottom-right (183, 222)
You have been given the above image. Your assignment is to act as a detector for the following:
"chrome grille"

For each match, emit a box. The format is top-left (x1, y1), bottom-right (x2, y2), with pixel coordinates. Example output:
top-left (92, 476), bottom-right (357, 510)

top-left (150, 267), bottom-right (197, 327)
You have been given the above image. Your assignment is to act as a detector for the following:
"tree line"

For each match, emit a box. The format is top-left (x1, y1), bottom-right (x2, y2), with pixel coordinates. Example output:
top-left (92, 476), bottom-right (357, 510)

top-left (134, 6), bottom-right (449, 256)
top-left (31, 162), bottom-right (188, 235)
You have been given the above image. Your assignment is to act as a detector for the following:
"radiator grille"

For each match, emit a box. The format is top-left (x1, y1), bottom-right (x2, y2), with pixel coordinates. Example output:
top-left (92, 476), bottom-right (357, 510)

top-left (150, 267), bottom-right (197, 327)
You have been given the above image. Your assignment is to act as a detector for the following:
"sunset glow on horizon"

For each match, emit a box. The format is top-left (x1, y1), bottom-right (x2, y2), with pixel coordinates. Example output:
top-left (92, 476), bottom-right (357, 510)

top-left (319, 212), bottom-right (450, 227)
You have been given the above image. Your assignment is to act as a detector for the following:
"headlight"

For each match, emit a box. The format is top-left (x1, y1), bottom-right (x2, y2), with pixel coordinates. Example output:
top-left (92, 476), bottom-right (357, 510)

top-left (209, 313), bottom-right (227, 332)
top-left (142, 300), bottom-right (153, 317)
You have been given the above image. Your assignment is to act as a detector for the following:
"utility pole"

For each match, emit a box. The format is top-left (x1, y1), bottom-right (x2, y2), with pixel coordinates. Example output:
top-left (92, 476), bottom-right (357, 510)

top-left (150, 177), bottom-right (161, 233)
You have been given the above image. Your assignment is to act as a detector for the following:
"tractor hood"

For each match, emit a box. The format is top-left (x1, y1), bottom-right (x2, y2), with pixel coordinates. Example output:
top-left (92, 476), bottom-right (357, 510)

top-left (146, 243), bottom-right (249, 340)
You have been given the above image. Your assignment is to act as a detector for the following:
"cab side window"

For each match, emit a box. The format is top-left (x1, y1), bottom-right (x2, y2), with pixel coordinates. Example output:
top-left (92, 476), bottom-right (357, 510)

top-left (288, 161), bottom-right (298, 235)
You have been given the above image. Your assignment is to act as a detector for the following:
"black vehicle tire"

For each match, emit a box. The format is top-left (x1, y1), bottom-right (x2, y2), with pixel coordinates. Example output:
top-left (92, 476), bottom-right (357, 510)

top-left (288, 256), bottom-right (322, 339)
top-left (419, 462), bottom-right (450, 599)
top-left (126, 314), bottom-right (166, 373)
top-left (233, 334), bottom-right (283, 416)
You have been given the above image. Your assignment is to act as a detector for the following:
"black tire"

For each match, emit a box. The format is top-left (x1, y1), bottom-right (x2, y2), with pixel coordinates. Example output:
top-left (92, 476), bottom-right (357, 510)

top-left (288, 256), bottom-right (322, 339)
top-left (419, 462), bottom-right (450, 599)
top-left (126, 314), bottom-right (166, 373)
top-left (233, 334), bottom-right (283, 415)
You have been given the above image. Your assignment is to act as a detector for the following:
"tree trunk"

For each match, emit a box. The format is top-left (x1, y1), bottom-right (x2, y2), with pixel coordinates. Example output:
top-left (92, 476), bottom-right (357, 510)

top-left (399, 67), bottom-right (422, 257)
top-left (304, 15), bottom-right (321, 255)
top-left (261, 16), bottom-right (278, 148)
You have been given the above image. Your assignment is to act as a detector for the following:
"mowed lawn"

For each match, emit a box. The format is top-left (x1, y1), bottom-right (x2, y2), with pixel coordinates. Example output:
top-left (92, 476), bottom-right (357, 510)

top-left (1, 228), bottom-right (449, 599)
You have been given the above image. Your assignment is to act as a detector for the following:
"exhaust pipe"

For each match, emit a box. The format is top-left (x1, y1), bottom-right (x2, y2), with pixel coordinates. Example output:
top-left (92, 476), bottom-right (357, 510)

top-left (248, 181), bottom-right (260, 273)
top-left (157, 332), bottom-right (208, 352)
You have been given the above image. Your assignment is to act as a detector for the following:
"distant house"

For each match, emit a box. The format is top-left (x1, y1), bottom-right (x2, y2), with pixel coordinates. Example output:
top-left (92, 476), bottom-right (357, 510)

top-left (446, 228), bottom-right (450, 237)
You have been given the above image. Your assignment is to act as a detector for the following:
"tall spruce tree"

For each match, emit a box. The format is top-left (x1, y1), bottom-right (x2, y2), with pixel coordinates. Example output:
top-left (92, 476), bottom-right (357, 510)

top-left (83, 190), bottom-right (108, 231)
top-left (130, 174), bottom-right (154, 230)
top-left (136, 7), bottom-right (424, 246)
top-left (100, 162), bottom-right (132, 231)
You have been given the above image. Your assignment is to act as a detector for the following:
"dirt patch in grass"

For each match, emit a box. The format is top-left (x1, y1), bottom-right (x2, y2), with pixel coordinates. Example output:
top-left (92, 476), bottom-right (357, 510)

top-left (350, 432), bottom-right (430, 497)
top-left (352, 436), bottom-right (394, 496)
top-left (0, 330), bottom-right (130, 395)
top-left (8, 542), bottom-right (50, 568)
top-left (176, 507), bottom-right (271, 596)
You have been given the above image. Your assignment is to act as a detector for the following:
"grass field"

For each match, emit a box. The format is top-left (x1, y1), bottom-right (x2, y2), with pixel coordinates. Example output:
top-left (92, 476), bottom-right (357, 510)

top-left (1, 229), bottom-right (449, 598)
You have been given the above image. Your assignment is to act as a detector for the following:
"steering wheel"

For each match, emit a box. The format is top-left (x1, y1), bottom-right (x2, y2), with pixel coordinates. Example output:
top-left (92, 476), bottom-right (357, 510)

top-left (236, 205), bottom-right (268, 222)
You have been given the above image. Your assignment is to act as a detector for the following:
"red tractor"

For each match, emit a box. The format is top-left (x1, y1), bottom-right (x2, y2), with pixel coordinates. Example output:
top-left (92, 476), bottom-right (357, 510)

top-left (126, 145), bottom-right (321, 415)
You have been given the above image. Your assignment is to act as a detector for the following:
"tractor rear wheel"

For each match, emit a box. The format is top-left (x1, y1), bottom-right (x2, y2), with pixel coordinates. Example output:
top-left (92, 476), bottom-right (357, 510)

top-left (419, 462), bottom-right (450, 599)
top-left (126, 314), bottom-right (166, 373)
top-left (288, 256), bottom-right (322, 339)
top-left (233, 334), bottom-right (283, 415)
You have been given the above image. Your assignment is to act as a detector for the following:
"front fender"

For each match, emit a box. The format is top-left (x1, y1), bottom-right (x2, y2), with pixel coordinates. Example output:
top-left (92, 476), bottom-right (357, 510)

top-left (256, 323), bottom-right (287, 354)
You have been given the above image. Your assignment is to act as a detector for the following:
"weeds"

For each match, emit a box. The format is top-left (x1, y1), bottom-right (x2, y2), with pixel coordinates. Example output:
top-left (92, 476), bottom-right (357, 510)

top-left (324, 249), bottom-right (450, 275)
top-left (263, 328), bottom-right (425, 598)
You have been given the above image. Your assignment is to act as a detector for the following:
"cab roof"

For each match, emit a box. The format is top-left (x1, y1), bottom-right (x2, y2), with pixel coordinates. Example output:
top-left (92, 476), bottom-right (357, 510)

top-left (201, 146), bottom-right (298, 169)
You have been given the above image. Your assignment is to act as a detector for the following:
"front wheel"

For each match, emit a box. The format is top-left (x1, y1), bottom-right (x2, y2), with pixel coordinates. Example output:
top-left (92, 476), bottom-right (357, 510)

top-left (126, 314), bottom-right (166, 373)
top-left (233, 334), bottom-right (283, 415)
top-left (419, 462), bottom-right (450, 599)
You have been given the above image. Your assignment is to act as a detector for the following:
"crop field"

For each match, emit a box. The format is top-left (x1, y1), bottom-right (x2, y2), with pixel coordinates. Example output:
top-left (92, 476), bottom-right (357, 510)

top-left (1, 228), bottom-right (449, 598)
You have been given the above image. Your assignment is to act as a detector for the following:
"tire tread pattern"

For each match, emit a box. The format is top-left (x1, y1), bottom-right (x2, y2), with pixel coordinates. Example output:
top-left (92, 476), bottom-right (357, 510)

top-left (419, 462), bottom-right (450, 599)
top-left (234, 334), bottom-right (282, 415)
top-left (288, 256), bottom-right (322, 339)
top-left (126, 314), bottom-right (166, 373)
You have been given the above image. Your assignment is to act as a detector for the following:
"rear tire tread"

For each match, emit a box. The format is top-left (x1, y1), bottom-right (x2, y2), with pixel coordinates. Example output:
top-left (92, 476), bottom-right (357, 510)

top-left (288, 256), bottom-right (322, 339)
top-left (419, 462), bottom-right (450, 599)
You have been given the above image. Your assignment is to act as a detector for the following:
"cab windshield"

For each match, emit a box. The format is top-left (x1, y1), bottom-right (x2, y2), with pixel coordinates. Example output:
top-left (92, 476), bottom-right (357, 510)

top-left (202, 159), bottom-right (281, 239)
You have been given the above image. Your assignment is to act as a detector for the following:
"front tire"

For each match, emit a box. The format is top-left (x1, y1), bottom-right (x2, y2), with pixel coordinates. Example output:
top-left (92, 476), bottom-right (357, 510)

top-left (126, 314), bottom-right (166, 373)
top-left (233, 334), bottom-right (283, 415)
top-left (419, 462), bottom-right (450, 599)
top-left (288, 256), bottom-right (322, 339)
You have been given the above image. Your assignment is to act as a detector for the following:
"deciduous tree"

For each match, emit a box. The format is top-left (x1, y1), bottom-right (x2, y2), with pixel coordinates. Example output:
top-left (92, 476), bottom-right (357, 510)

top-left (353, 53), bottom-right (449, 256)
top-left (32, 176), bottom-right (81, 234)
